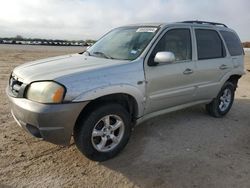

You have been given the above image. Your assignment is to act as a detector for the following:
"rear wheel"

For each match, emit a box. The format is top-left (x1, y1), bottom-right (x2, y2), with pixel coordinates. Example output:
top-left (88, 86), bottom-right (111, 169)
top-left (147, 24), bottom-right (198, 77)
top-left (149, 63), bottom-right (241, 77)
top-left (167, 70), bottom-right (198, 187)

top-left (206, 82), bottom-right (235, 118)
top-left (74, 103), bottom-right (132, 161)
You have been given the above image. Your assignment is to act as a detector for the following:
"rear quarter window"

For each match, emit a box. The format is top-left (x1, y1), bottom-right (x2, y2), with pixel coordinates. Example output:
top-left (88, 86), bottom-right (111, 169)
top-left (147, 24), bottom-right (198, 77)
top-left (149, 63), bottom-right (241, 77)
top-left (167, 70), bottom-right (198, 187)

top-left (195, 29), bottom-right (226, 60)
top-left (220, 31), bottom-right (243, 56)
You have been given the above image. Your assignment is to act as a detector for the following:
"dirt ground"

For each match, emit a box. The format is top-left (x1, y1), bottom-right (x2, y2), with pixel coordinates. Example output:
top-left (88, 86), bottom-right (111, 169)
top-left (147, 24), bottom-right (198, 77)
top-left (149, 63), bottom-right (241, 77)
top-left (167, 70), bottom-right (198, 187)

top-left (0, 44), bottom-right (250, 188)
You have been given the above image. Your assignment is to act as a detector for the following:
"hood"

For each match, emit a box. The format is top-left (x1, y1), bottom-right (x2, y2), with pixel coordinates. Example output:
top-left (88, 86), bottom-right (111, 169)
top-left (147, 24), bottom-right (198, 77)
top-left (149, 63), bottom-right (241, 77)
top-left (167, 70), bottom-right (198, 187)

top-left (13, 53), bottom-right (128, 83)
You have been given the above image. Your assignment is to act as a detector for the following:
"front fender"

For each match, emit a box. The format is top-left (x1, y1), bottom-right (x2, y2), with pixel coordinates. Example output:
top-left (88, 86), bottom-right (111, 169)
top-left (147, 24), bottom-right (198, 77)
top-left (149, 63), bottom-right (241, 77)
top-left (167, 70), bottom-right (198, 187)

top-left (73, 84), bottom-right (146, 117)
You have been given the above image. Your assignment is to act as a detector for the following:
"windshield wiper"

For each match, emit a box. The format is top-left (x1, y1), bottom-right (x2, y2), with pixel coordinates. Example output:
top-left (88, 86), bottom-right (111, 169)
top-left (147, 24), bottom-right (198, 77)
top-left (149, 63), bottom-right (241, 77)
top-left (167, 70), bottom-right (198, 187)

top-left (79, 50), bottom-right (91, 56)
top-left (92, 51), bottom-right (114, 59)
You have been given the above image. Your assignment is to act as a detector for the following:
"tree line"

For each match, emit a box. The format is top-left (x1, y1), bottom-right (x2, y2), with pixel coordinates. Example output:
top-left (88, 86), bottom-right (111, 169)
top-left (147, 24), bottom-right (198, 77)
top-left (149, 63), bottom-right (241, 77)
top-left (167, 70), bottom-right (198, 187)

top-left (0, 35), bottom-right (249, 48)
top-left (243, 42), bottom-right (250, 48)
top-left (0, 35), bottom-right (96, 46)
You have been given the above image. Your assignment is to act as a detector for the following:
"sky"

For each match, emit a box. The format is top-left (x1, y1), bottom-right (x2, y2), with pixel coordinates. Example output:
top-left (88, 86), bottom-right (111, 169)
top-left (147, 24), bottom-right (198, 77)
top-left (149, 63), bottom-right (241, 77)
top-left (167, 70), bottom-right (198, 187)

top-left (0, 0), bottom-right (249, 41)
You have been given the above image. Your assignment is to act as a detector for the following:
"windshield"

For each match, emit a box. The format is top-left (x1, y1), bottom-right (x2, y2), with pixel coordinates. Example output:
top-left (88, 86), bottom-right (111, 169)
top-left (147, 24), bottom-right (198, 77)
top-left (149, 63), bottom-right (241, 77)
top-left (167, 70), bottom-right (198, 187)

top-left (87, 27), bottom-right (158, 60)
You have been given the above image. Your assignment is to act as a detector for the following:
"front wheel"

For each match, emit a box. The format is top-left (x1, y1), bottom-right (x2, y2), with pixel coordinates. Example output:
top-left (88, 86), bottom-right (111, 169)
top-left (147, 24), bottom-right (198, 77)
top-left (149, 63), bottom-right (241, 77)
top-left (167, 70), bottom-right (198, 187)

top-left (74, 103), bottom-right (132, 161)
top-left (206, 82), bottom-right (235, 118)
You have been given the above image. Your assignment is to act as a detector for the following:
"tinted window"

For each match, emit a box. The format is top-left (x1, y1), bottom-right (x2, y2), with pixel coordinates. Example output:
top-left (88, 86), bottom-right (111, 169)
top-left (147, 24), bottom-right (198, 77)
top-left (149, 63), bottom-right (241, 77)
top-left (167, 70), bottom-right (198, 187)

top-left (196, 29), bottom-right (225, 60)
top-left (152, 29), bottom-right (192, 61)
top-left (220, 31), bottom-right (243, 56)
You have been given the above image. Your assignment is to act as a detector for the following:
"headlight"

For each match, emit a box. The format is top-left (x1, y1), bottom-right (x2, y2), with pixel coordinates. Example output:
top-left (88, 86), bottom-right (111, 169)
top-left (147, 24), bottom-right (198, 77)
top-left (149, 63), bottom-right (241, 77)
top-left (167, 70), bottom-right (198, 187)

top-left (26, 81), bottom-right (66, 103)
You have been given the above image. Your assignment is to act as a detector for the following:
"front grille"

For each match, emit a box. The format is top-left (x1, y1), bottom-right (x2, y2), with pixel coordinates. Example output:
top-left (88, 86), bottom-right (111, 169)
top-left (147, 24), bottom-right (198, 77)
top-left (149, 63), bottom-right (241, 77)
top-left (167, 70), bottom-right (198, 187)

top-left (9, 74), bottom-right (23, 97)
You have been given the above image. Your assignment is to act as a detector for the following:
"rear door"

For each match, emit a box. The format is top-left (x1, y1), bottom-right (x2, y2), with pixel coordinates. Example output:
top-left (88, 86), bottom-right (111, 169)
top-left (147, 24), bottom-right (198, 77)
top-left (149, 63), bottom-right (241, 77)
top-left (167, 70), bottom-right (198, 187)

top-left (193, 28), bottom-right (233, 100)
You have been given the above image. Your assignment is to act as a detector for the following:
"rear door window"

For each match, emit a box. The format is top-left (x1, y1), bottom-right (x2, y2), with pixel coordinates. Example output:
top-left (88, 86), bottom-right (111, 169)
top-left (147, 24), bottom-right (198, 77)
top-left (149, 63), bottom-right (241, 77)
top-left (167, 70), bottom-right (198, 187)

top-left (195, 29), bottom-right (226, 60)
top-left (220, 31), bottom-right (243, 56)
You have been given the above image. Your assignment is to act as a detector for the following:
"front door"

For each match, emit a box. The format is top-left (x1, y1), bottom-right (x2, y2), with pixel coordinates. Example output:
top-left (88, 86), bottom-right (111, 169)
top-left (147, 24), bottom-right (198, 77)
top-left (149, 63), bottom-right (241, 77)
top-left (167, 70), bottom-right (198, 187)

top-left (144, 27), bottom-right (197, 114)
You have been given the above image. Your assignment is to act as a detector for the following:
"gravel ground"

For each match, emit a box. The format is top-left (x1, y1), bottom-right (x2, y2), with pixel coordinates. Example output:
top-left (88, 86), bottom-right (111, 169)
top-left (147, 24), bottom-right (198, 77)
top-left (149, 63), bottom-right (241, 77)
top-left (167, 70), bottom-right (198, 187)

top-left (0, 44), bottom-right (250, 188)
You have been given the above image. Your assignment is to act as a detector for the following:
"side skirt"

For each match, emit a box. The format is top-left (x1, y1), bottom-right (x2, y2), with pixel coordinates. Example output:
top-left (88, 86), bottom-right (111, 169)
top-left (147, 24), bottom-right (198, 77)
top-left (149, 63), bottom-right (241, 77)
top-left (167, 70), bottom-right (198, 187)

top-left (135, 100), bottom-right (211, 125)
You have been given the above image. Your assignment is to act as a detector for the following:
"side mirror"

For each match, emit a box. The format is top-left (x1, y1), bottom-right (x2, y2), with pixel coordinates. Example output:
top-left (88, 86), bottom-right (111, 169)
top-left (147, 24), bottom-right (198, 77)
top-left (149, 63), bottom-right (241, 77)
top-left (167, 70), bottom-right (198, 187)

top-left (154, 52), bottom-right (176, 64)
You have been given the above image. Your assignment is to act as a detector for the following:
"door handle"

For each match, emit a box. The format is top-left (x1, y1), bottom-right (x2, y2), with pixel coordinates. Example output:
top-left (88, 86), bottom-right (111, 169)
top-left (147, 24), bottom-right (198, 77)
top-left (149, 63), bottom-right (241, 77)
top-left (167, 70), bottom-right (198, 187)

top-left (219, 64), bottom-right (229, 70)
top-left (183, 68), bottom-right (193, 75)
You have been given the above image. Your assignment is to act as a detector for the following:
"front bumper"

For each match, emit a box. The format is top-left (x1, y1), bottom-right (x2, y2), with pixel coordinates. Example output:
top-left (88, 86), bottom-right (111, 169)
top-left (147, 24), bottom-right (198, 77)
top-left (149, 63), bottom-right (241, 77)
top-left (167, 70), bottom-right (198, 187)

top-left (7, 89), bottom-right (88, 146)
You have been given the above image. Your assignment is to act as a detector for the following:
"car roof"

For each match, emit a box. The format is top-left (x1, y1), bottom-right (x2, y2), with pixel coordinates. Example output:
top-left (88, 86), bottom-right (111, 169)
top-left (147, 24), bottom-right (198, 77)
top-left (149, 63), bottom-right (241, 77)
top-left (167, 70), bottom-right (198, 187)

top-left (122, 23), bottom-right (165, 27)
top-left (122, 21), bottom-right (234, 32)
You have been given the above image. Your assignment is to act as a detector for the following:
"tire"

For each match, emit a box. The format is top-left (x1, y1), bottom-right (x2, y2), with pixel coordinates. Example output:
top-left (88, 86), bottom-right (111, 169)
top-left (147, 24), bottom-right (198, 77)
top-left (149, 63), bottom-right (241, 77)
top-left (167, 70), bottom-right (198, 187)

top-left (206, 81), bottom-right (235, 118)
top-left (74, 103), bottom-right (132, 161)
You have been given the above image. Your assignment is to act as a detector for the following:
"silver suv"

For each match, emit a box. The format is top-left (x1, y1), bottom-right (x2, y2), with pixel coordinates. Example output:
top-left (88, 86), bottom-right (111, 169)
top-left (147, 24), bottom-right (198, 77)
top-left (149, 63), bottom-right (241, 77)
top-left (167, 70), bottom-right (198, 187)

top-left (7, 21), bottom-right (245, 161)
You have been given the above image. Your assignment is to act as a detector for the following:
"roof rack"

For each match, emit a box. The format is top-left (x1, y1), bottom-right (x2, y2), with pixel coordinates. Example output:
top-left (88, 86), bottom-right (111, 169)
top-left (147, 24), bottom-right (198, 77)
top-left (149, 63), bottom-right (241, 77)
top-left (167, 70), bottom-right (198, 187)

top-left (182, 20), bottom-right (228, 28)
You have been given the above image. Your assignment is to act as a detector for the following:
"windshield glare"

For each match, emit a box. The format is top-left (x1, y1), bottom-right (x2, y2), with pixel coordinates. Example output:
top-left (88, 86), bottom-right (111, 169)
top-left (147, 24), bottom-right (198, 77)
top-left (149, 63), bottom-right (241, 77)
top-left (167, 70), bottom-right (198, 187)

top-left (87, 27), bottom-right (158, 60)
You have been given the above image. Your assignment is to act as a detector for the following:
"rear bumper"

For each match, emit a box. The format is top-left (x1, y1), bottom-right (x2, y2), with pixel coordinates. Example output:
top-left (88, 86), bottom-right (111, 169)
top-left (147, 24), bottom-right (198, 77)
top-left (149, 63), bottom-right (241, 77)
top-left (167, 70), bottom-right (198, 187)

top-left (7, 89), bottom-right (88, 146)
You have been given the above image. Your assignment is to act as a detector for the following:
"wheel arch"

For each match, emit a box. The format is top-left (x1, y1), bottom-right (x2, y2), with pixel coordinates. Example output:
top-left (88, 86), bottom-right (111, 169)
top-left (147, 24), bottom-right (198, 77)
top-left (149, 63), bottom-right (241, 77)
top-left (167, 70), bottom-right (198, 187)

top-left (74, 93), bottom-right (140, 130)
top-left (226, 74), bottom-right (242, 89)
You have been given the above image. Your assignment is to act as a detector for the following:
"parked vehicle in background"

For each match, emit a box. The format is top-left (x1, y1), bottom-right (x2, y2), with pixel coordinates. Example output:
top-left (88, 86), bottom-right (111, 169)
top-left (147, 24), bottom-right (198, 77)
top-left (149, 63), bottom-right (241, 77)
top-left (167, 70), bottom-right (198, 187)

top-left (6, 21), bottom-right (244, 161)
